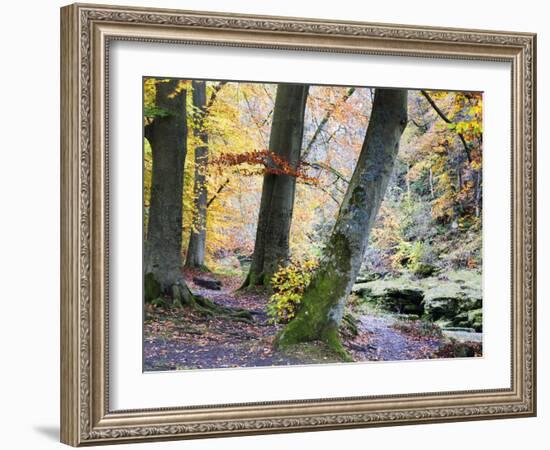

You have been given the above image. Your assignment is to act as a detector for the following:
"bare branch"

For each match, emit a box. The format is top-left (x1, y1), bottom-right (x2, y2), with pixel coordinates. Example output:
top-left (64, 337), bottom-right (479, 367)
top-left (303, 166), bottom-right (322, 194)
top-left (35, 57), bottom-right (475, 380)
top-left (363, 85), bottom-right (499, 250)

top-left (207, 178), bottom-right (230, 208)
top-left (242, 91), bottom-right (271, 147)
top-left (305, 161), bottom-right (350, 184)
top-left (206, 81), bottom-right (228, 111)
top-left (302, 87), bottom-right (356, 160)
top-left (420, 90), bottom-right (472, 163)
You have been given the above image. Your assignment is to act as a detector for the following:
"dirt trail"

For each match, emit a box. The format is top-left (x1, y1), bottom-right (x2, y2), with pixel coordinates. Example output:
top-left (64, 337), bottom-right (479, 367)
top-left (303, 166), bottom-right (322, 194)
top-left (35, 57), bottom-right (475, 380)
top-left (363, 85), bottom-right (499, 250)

top-left (144, 276), bottom-right (307, 371)
top-left (354, 316), bottom-right (443, 361)
top-left (144, 274), bottom-right (446, 371)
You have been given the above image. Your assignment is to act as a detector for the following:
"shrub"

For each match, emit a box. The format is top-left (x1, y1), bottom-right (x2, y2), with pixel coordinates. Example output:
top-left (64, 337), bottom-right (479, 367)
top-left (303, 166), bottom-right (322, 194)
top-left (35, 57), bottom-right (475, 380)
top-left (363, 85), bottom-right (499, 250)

top-left (439, 230), bottom-right (482, 270)
top-left (392, 240), bottom-right (436, 276)
top-left (267, 258), bottom-right (319, 324)
top-left (435, 340), bottom-right (482, 358)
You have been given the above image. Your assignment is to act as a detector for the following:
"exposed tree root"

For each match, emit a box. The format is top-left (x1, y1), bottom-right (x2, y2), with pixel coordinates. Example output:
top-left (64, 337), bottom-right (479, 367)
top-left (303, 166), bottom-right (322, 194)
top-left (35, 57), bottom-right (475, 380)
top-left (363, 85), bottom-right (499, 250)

top-left (274, 318), bottom-right (353, 362)
top-left (172, 282), bottom-right (253, 323)
top-left (239, 271), bottom-right (270, 291)
top-left (187, 264), bottom-right (212, 273)
top-left (146, 273), bottom-right (253, 323)
top-left (323, 328), bottom-right (354, 362)
top-left (342, 313), bottom-right (359, 337)
top-left (275, 335), bottom-right (353, 363)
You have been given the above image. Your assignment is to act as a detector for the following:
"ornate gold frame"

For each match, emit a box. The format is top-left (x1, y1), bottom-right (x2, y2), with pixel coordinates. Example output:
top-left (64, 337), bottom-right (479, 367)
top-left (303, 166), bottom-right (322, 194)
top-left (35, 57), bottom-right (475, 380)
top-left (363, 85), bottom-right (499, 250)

top-left (60, 3), bottom-right (536, 446)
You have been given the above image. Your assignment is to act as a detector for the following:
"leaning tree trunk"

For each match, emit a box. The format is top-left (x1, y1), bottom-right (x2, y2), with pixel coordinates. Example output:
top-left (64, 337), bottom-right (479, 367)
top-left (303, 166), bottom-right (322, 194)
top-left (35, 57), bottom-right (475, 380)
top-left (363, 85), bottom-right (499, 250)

top-left (275, 88), bottom-right (408, 357)
top-left (244, 83), bottom-right (309, 288)
top-left (144, 80), bottom-right (194, 306)
top-left (185, 80), bottom-right (209, 269)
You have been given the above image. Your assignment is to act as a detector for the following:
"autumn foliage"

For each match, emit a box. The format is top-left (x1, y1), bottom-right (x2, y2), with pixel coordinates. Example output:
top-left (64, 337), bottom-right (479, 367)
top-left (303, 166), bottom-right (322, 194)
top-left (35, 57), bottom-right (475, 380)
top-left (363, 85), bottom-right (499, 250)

top-left (211, 149), bottom-right (319, 183)
top-left (143, 78), bottom-right (485, 370)
top-left (143, 79), bottom-right (483, 281)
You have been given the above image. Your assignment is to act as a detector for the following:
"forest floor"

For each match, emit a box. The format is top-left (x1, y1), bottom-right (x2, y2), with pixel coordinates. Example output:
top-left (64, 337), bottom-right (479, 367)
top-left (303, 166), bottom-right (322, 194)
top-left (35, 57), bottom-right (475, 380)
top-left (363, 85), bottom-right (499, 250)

top-left (144, 271), bottom-right (455, 371)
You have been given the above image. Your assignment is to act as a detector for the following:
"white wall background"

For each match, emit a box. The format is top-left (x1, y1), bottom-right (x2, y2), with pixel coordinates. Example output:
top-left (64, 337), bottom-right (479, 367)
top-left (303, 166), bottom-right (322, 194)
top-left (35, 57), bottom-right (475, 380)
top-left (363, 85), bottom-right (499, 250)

top-left (0, 0), bottom-right (545, 449)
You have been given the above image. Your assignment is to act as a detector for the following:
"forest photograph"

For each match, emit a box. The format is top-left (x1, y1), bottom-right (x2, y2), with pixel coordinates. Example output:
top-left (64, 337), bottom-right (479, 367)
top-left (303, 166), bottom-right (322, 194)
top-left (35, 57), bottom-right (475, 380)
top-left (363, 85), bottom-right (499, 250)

top-left (143, 77), bottom-right (483, 371)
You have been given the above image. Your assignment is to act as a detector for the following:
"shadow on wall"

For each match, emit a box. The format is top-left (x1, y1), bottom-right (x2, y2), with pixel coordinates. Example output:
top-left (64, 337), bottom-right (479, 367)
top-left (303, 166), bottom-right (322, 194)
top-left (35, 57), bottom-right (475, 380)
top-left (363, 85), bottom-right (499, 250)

top-left (33, 425), bottom-right (59, 442)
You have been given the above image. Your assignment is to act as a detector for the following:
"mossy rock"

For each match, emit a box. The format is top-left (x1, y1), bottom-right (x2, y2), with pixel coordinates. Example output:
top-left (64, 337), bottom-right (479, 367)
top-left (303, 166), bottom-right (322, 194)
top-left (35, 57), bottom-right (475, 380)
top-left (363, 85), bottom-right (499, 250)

top-left (351, 284), bottom-right (372, 297)
top-left (352, 279), bottom-right (424, 315)
top-left (352, 270), bottom-right (482, 327)
top-left (411, 262), bottom-right (437, 278)
top-left (394, 313), bottom-right (420, 321)
top-left (436, 319), bottom-right (453, 329)
top-left (468, 308), bottom-right (483, 332)
top-left (355, 272), bottom-right (383, 284)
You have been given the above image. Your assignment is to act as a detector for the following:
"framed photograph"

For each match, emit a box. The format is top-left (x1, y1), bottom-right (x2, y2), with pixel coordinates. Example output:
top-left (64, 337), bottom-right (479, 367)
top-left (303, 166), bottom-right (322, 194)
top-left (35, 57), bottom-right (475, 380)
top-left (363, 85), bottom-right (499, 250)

top-left (60, 3), bottom-right (536, 446)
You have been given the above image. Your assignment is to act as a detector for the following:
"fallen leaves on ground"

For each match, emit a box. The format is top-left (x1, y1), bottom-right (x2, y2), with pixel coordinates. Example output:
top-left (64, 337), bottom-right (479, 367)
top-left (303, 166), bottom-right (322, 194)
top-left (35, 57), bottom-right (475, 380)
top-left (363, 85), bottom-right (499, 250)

top-left (144, 271), bottom-right (481, 371)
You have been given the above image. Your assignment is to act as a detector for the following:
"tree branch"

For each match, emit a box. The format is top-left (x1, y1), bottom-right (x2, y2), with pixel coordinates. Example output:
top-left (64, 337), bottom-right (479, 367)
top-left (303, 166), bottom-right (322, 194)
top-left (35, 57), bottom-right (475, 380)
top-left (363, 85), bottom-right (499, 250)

top-left (409, 117), bottom-right (428, 132)
top-left (243, 91), bottom-right (271, 147)
top-left (305, 161), bottom-right (350, 185)
top-left (259, 109), bottom-right (273, 127)
top-left (301, 180), bottom-right (341, 205)
top-left (302, 87), bottom-right (356, 160)
top-left (206, 81), bottom-right (228, 111)
top-left (420, 90), bottom-right (472, 163)
top-left (207, 178), bottom-right (230, 208)
top-left (319, 186), bottom-right (341, 205)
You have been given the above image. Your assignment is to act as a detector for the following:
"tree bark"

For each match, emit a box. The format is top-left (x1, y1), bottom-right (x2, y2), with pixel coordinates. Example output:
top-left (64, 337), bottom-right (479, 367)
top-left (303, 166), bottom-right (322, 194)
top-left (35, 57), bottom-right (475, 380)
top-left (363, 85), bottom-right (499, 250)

top-left (474, 168), bottom-right (482, 218)
top-left (185, 80), bottom-right (209, 269)
top-left (244, 83), bottom-right (309, 288)
top-left (275, 88), bottom-right (408, 356)
top-left (144, 80), bottom-right (194, 305)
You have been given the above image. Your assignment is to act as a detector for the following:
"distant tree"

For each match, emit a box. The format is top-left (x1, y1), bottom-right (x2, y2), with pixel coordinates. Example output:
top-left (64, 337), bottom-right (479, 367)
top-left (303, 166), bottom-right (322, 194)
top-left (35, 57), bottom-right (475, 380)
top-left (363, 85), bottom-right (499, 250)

top-left (243, 83), bottom-right (309, 288)
top-left (185, 80), bottom-right (209, 270)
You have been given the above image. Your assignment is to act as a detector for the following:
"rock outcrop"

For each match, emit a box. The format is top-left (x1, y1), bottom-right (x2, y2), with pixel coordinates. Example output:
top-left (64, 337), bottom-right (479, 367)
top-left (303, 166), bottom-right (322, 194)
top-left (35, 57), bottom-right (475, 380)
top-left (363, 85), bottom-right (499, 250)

top-left (352, 270), bottom-right (482, 331)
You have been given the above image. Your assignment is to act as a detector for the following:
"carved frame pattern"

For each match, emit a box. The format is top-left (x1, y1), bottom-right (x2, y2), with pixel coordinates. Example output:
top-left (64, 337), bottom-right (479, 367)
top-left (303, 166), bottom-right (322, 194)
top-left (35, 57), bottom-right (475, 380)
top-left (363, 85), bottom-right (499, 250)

top-left (60, 3), bottom-right (536, 446)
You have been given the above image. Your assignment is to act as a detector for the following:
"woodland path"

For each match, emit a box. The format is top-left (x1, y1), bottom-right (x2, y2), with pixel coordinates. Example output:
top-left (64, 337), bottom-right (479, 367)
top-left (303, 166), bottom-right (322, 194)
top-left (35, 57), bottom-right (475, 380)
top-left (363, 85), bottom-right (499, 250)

top-left (144, 272), bottom-right (446, 371)
top-left (352, 316), bottom-right (443, 361)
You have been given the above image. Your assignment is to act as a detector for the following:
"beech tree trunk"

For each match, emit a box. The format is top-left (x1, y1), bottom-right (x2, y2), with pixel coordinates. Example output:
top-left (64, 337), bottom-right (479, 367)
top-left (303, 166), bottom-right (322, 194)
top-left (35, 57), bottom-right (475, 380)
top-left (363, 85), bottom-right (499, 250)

top-left (275, 88), bottom-right (408, 356)
top-left (185, 80), bottom-right (209, 269)
top-left (144, 80), bottom-right (193, 305)
top-left (244, 83), bottom-right (309, 288)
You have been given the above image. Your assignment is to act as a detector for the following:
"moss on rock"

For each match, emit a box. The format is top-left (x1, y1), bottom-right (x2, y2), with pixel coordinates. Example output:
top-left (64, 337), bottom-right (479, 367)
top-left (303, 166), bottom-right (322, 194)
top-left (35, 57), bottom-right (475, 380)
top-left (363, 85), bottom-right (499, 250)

top-left (352, 270), bottom-right (483, 330)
